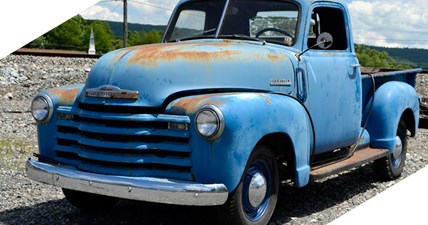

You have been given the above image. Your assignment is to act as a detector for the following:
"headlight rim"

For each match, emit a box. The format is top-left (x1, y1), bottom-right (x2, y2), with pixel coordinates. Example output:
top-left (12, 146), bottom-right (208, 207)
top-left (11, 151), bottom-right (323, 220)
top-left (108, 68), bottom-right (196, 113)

top-left (195, 105), bottom-right (225, 141)
top-left (31, 93), bottom-right (53, 123)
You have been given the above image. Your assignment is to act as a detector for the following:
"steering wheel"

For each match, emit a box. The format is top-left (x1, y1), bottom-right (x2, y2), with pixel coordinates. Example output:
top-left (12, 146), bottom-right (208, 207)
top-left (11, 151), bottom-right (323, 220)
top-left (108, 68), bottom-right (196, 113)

top-left (255, 27), bottom-right (293, 38)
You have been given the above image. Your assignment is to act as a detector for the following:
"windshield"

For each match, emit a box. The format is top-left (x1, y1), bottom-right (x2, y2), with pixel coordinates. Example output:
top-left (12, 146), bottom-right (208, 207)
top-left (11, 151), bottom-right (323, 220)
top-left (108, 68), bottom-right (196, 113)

top-left (165, 0), bottom-right (300, 46)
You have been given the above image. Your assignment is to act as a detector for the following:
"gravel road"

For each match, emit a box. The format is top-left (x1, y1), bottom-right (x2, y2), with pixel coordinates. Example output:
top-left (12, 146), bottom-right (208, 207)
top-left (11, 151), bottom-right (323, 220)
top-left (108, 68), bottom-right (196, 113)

top-left (0, 54), bottom-right (427, 225)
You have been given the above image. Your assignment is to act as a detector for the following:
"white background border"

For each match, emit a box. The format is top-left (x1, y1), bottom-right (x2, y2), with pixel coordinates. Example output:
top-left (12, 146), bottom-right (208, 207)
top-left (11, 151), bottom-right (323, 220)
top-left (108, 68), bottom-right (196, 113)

top-left (0, 0), bottom-right (100, 59)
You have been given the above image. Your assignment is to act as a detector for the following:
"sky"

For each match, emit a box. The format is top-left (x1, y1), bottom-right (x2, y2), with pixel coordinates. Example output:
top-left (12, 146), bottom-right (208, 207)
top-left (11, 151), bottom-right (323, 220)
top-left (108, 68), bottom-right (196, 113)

top-left (80, 0), bottom-right (428, 49)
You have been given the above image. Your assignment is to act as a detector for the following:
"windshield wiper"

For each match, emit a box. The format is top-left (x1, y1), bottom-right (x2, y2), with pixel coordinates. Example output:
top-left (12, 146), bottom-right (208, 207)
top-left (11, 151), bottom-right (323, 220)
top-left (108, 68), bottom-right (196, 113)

top-left (220, 34), bottom-right (266, 45)
top-left (174, 28), bottom-right (217, 42)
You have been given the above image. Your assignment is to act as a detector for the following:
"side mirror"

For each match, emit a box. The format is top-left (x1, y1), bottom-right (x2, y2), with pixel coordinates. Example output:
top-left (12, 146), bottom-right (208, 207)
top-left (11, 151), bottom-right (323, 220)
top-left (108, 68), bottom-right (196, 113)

top-left (316, 32), bottom-right (333, 49)
top-left (296, 32), bottom-right (334, 61)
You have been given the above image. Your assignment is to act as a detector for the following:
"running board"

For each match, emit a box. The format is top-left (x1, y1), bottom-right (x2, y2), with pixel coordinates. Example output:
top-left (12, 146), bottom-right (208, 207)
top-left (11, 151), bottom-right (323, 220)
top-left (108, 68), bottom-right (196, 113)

top-left (310, 148), bottom-right (390, 181)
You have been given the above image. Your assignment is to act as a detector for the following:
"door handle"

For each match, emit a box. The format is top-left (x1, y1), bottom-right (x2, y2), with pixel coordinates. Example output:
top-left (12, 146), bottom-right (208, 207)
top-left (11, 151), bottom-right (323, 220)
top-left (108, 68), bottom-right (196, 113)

top-left (349, 64), bottom-right (361, 78)
top-left (296, 68), bottom-right (307, 102)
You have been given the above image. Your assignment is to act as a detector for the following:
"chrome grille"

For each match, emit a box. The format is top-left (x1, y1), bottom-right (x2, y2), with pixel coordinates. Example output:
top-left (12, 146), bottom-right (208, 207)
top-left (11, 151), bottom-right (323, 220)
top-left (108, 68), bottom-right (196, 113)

top-left (54, 105), bottom-right (193, 181)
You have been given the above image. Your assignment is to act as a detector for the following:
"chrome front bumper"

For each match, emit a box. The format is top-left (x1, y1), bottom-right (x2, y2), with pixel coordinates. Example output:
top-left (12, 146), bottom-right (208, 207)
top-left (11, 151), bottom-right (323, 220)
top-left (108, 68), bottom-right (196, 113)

top-left (26, 160), bottom-right (228, 206)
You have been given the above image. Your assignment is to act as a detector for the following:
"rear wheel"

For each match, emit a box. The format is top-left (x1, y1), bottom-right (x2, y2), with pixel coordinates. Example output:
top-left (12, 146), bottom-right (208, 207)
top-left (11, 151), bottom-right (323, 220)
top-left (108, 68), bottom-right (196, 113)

top-left (219, 145), bottom-right (279, 225)
top-left (374, 119), bottom-right (407, 180)
top-left (62, 189), bottom-right (119, 211)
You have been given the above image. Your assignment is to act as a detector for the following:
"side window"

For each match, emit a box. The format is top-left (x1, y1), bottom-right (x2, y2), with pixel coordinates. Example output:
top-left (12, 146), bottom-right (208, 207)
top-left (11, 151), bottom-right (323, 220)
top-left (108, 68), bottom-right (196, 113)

top-left (170, 10), bottom-right (206, 41)
top-left (308, 7), bottom-right (348, 50)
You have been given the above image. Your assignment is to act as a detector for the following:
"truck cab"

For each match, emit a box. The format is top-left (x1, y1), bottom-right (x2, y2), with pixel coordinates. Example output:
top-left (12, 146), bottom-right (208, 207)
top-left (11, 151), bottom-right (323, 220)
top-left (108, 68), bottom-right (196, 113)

top-left (27, 1), bottom-right (420, 225)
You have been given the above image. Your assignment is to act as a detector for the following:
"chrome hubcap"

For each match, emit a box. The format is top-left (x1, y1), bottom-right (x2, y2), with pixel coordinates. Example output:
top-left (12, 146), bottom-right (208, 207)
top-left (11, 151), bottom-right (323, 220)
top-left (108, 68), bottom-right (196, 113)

top-left (393, 136), bottom-right (402, 159)
top-left (248, 172), bottom-right (267, 208)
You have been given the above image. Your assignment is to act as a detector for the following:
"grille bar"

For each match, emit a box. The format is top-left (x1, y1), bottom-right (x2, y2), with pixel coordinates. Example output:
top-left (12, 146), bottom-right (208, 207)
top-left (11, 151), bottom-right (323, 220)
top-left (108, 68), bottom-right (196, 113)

top-left (58, 106), bottom-right (190, 123)
top-left (56, 132), bottom-right (190, 152)
top-left (55, 144), bottom-right (192, 167)
top-left (57, 120), bottom-right (190, 138)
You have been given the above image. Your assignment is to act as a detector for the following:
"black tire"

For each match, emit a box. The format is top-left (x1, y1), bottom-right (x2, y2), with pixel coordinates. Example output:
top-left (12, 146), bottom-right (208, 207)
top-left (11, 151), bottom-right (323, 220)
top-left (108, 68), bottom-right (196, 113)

top-left (62, 189), bottom-right (119, 211)
top-left (219, 145), bottom-right (279, 225)
top-left (374, 119), bottom-right (407, 180)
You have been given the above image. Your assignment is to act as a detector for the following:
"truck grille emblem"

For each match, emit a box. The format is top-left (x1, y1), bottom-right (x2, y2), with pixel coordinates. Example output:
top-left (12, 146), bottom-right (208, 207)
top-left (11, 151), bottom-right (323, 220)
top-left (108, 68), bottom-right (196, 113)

top-left (85, 85), bottom-right (139, 100)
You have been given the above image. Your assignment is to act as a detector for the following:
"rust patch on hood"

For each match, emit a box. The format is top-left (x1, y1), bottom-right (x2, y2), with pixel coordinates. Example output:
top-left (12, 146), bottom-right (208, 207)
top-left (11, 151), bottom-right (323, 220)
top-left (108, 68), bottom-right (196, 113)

top-left (267, 53), bottom-right (288, 62)
top-left (118, 48), bottom-right (138, 62)
top-left (127, 42), bottom-right (242, 67)
top-left (49, 87), bottom-right (80, 105)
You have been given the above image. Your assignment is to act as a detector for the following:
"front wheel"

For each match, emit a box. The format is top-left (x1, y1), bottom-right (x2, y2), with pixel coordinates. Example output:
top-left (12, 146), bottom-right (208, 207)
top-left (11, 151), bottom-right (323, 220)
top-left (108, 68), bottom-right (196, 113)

top-left (219, 145), bottom-right (279, 225)
top-left (374, 119), bottom-right (408, 180)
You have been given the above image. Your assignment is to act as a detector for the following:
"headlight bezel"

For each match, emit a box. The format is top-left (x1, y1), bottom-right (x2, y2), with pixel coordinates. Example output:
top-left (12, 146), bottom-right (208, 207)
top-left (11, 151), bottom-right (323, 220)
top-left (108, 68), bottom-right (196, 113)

top-left (31, 93), bottom-right (53, 123)
top-left (195, 105), bottom-right (225, 141)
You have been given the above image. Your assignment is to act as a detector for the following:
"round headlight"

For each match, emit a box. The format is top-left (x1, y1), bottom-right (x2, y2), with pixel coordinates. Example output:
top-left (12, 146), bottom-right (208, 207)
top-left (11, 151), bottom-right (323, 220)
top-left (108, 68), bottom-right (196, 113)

top-left (195, 105), bottom-right (225, 140)
top-left (31, 94), bottom-right (53, 123)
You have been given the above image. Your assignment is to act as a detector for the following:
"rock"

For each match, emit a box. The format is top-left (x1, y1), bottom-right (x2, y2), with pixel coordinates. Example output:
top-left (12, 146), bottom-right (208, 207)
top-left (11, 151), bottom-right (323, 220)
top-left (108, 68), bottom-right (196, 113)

top-left (4, 92), bottom-right (13, 100)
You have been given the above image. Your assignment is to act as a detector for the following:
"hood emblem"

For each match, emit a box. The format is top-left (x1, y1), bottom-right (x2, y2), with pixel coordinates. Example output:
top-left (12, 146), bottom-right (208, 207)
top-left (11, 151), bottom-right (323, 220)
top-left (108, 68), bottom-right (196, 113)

top-left (85, 85), bottom-right (139, 100)
top-left (270, 79), bottom-right (291, 86)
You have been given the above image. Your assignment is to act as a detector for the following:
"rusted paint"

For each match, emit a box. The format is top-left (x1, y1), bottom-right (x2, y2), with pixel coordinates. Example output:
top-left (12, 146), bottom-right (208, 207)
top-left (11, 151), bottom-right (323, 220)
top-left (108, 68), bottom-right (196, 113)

top-left (49, 87), bottom-right (80, 105)
top-left (191, 39), bottom-right (236, 47)
top-left (257, 93), bottom-right (272, 105)
top-left (310, 147), bottom-right (389, 180)
top-left (172, 94), bottom-right (227, 114)
top-left (117, 47), bottom-right (140, 62)
top-left (170, 93), bottom-right (274, 114)
top-left (267, 53), bottom-right (288, 62)
top-left (127, 43), bottom-right (242, 67)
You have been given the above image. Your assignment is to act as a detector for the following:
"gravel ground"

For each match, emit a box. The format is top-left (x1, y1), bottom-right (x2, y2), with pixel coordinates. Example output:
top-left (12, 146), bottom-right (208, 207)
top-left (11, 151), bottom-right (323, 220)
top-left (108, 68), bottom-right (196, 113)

top-left (0, 54), bottom-right (427, 225)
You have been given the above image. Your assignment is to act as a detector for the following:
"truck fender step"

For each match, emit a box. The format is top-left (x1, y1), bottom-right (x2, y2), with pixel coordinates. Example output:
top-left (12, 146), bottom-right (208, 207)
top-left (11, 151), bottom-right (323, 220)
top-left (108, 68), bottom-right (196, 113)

top-left (310, 148), bottom-right (389, 180)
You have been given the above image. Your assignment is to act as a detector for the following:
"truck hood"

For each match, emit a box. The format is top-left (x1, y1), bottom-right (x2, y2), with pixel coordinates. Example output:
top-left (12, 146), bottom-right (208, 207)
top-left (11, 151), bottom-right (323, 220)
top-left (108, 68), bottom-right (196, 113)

top-left (81, 39), bottom-right (295, 107)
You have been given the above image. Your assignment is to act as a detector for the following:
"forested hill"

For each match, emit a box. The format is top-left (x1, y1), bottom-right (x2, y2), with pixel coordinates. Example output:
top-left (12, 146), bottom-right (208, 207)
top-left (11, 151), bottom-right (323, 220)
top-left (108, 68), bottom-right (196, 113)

top-left (92, 20), bottom-right (166, 37)
top-left (369, 46), bottom-right (428, 69)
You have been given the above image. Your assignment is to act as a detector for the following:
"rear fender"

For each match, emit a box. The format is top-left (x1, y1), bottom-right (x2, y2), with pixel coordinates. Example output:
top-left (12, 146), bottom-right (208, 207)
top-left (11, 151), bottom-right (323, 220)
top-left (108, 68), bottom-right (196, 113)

top-left (366, 81), bottom-right (419, 152)
top-left (166, 93), bottom-right (313, 192)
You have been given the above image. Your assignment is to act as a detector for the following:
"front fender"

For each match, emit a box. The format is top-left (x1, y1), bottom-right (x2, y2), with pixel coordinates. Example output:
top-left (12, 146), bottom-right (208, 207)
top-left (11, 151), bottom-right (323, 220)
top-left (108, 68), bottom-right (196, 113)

top-left (367, 81), bottom-right (419, 152)
top-left (166, 93), bottom-right (313, 192)
top-left (36, 84), bottom-right (85, 160)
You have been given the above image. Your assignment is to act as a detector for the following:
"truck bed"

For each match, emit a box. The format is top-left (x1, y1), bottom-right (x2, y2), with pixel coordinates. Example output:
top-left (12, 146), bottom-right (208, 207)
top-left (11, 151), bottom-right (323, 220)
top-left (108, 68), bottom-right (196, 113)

top-left (360, 67), bottom-right (425, 128)
top-left (361, 67), bottom-right (420, 87)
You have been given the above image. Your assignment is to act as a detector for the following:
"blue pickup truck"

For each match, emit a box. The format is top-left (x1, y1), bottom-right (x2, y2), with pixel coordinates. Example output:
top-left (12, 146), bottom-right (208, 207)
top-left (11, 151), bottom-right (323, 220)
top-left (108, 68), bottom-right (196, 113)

top-left (27, 0), bottom-right (421, 224)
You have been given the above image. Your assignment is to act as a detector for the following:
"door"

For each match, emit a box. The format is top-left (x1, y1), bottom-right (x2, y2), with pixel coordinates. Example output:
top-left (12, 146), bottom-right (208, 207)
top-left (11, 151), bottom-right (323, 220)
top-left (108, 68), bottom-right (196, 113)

top-left (300, 4), bottom-right (362, 154)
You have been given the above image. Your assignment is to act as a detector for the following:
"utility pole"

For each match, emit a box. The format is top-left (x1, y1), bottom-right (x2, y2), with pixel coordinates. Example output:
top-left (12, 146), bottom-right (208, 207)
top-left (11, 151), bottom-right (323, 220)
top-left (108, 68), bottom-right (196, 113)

top-left (123, 0), bottom-right (128, 47)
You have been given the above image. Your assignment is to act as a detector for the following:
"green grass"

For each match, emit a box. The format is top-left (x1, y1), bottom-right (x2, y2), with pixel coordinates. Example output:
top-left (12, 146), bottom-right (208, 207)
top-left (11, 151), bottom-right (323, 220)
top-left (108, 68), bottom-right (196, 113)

top-left (0, 139), bottom-right (35, 169)
top-left (0, 139), bottom-right (28, 154)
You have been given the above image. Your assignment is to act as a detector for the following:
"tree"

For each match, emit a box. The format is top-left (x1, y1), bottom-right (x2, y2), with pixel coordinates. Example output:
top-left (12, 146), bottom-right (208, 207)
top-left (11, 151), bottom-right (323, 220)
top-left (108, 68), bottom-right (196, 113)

top-left (355, 44), bottom-right (411, 69)
top-left (128, 30), bottom-right (163, 46)
top-left (29, 16), bottom-right (120, 54)
top-left (44, 15), bottom-right (87, 50)
top-left (30, 36), bottom-right (49, 49)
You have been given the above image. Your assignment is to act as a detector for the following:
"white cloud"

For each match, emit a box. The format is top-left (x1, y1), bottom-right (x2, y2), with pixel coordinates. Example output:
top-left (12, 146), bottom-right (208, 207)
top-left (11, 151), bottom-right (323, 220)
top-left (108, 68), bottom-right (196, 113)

top-left (127, 0), bottom-right (178, 25)
top-left (348, 0), bottom-right (428, 49)
top-left (81, 0), bottom-right (179, 25)
top-left (80, 4), bottom-right (122, 22)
